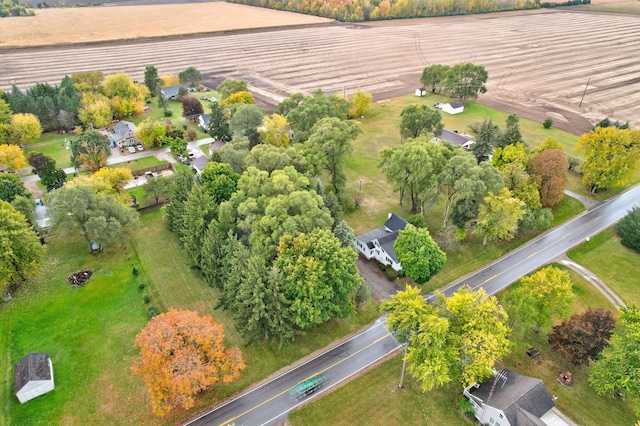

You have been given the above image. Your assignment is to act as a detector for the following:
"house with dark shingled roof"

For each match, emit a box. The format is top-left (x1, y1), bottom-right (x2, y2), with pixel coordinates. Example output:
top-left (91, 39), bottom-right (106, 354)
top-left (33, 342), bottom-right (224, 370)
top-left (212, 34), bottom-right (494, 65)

top-left (14, 353), bottom-right (55, 404)
top-left (464, 369), bottom-right (576, 426)
top-left (354, 213), bottom-right (408, 272)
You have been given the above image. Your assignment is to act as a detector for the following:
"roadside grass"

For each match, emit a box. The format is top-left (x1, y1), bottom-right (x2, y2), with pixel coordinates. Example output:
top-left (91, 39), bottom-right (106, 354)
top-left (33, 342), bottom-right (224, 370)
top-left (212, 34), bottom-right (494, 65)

top-left (289, 353), bottom-right (467, 426)
top-left (551, 195), bottom-right (585, 225)
top-left (567, 227), bottom-right (640, 306)
top-left (290, 264), bottom-right (638, 426)
top-left (112, 156), bottom-right (167, 171)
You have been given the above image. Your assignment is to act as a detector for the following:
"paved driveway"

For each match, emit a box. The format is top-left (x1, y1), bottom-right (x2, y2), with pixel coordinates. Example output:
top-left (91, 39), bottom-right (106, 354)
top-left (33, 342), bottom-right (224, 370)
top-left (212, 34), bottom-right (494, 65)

top-left (356, 257), bottom-right (400, 302)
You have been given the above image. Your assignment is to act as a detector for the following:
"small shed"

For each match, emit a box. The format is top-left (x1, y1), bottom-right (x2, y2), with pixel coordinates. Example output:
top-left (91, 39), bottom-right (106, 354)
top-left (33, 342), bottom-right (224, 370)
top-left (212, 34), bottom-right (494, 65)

top-left (442, 101), bottom-right (465, 115)
top-left (415, 87), bottom-right (427, 97)
top-left (14, 353), bottom-right (55, 404)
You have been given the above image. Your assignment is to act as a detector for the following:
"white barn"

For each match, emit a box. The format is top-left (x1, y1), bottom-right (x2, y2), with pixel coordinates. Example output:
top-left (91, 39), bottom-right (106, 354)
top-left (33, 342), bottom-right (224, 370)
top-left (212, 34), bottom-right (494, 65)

top-left (14, 353), bottom-right (55, 404)
top-left (442, 101), bottom-right (465, 115)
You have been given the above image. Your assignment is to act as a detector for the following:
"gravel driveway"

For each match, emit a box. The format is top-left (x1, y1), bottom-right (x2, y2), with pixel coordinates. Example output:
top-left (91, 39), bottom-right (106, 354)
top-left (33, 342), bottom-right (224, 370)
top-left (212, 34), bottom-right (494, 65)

top-left (356, 257), bottom-right (401, 302)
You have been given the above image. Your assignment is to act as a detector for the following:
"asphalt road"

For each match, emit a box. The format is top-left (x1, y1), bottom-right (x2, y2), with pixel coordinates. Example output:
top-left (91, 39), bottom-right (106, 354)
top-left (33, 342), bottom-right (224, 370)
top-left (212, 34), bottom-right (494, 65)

top-left (183, 185), bottom-right (640, 425)
top-left (185, 318), bottom-right (400, 426)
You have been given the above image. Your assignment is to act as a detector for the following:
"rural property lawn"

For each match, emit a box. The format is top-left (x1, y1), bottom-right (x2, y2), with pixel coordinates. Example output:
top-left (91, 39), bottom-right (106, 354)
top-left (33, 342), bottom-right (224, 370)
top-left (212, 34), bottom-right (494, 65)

top-left (290, 265), bottom-right (638, 425)
top-left (0, 209), bottom-right (380, 425)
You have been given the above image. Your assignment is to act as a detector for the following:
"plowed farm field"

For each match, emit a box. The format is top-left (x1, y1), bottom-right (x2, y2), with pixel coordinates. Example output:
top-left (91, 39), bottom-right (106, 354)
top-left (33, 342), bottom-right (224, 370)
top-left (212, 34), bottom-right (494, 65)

top-left (1, 3), bottom-right (639, 131)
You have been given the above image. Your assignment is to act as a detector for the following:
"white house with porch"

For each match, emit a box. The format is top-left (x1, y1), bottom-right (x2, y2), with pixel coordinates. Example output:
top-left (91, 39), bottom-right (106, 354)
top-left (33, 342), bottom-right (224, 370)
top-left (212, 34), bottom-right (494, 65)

top-left (355, 213), bottom-right (408, 271)
top-left (464, 369), bottom-right (576, 426)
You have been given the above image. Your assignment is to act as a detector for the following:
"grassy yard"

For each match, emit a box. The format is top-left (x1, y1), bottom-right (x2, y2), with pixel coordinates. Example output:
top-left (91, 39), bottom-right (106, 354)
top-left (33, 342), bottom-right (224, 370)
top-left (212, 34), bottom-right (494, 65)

top-left (0, 210), bottom-right (380, 425)
top-left (23, 133), bottom-right (73, 170)
top-left (343, 95), bottom-right (587, 293)
top-left (567, 227), bottom-right (640, 306)
top-left (290, 265), bottom-right (639, 425)
top-left (112, 156), bottom-right (168, 172)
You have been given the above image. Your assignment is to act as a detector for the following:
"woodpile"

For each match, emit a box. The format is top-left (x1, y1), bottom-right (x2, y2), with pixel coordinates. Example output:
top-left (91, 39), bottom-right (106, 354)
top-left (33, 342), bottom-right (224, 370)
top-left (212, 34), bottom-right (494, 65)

top-left (68, 270), bottom-right (93, 287)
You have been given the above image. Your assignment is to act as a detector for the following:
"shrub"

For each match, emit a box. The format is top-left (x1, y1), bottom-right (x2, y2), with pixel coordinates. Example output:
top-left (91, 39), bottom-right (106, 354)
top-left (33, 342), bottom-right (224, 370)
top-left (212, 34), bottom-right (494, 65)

top-left (163, 110), bottom-right (173, 117)
top-left (458, 399), bottom-right (475, 420)
top-left (138, 282), bottom-right (145, 290)
top-left (378, 262), bottom-right (386, 271)
top-left (407, 213), bottom-right (427, 228)
top-left (142, 294), bottom-right (150, 304)
top-left (543, 117), bottom-right (553, 129)
top-left (567, 155), bottom-right (582, 172)
top-left (616, 207), bottom-right (640, 253)
top-left (132, 265), bottom-right (139, 276)
top-left (186, 129), bottom-right (197, 141)
top-left (397, 269), bottom-right (405, 278)
top-left (147, 306), bottom-right (159, 318)
top-left (356, 281), bottom-right (371, 308)
top-left (386, 268), bottom-right (398, 281)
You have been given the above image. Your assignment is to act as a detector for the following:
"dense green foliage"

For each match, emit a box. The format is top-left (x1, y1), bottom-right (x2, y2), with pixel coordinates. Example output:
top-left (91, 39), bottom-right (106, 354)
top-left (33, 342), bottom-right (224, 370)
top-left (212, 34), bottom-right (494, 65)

top-left (615, 207), bottom-right (640, 253)
top-left (394, 224), bottom-right (446, 284)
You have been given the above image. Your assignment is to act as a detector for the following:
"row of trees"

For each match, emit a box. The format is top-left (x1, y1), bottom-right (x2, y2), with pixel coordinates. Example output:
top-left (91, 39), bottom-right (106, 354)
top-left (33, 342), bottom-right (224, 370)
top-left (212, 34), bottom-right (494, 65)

top-left (229, 0), bottom-right (539, 22)
top-left (420, 63), bottom-right (488, 103)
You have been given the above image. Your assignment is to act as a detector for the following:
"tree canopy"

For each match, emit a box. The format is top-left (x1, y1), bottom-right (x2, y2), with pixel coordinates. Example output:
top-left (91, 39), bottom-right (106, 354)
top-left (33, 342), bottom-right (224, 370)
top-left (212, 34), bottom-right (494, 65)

top-left (69, 131), bottom-right (111, 172)
top-left (616, 207), bottom-right (640, 253)
top-left (528, 148), bottom-right (568, 209)
top-left (576, 127), bottom-right (640, 194)
top-left (442, 63), bottom-right (488, 103)
top-left (276, 228), bottom-right (363, 329)
top-left (0, 200), bottom-right (44, 296)
top-left (420, 64), bottom-right (450, 94)
top-left (131, 309), bottom-right (245, 416)
top-left (178, 66), bottom-right (203, 86)
top-left (589, 306), bottom-right (640, 416)
top-left (216, 79), bottom-right (248, 100)
top-left (381, 285), bottom-right (511, 392)
top-left (0, 173), bottom-right (29, 203)
top-left (476, 188), bottom-right (526, 246)
top-left (399, 104), bottom-right (443, 140)
top-left (0, 144), bottom-right (27, 172)
top-left (394, 224), bottom-right (446, 284)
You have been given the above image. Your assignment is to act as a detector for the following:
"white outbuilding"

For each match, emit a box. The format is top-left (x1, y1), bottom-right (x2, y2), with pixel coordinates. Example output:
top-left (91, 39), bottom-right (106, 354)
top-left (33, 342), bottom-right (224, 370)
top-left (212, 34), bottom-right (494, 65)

top-left (14, 353), bottom-right (55, 404)
top-left (442, 101), bottom-right (465, 115)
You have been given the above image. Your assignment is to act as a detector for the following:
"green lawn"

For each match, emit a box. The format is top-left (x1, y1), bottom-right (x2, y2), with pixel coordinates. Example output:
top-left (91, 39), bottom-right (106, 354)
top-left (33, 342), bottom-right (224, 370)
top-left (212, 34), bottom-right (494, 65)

top-left (23, 133), bottom-right (73, 169)
top-left (567, 227), bottom-right (640, 306)
top-left (112, 156), bottom-right (167, 172)
top-left (0, 209), bottom-right (380, 425)
top-left (290, 265), bottom-right (638, 425)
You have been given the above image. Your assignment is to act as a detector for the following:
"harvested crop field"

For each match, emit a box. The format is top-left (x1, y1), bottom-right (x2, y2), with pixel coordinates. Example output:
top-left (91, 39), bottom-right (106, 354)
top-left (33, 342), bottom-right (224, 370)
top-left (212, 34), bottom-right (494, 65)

top-left (0, 2), bottom-right (330, 48)
top-left (1, 3), bottom-right (639, 131)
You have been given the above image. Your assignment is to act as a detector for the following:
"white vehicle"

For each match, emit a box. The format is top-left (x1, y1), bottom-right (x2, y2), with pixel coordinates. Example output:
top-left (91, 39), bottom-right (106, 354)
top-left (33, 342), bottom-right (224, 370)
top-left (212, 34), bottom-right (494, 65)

top-left (128, 146), bottom-right (136, 154)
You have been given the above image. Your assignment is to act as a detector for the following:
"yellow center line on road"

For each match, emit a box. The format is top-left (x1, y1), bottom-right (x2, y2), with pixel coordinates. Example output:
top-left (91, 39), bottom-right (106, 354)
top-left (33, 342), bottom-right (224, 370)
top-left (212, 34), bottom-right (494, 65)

top-left (472, 233), bottom-right (570, 291)
top-left (218, 333), bottom-right (394, 426)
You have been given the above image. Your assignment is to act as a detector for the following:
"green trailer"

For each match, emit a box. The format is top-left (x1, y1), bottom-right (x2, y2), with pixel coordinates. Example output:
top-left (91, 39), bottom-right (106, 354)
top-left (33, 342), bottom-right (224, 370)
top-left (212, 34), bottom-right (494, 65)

top-left (288, 373), bottom-right (328, 400)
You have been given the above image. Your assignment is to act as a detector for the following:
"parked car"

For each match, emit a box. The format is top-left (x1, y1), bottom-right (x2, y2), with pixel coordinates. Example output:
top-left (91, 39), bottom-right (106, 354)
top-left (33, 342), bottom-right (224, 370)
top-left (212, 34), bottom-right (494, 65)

top-left (208, 97), bottom-right (217, 103)
top-left (434, 103), bottom-right (443, 109)
top-left (188, 152), bottom-right (195, 159)
top-left (188, 87), bottom-right (197, 92)
top-left (145, 172), bottom-right (154, 179)
top-left (128, 146), bottom-right (136, 154)
top-left (136, 144), bottom-right (144, 151)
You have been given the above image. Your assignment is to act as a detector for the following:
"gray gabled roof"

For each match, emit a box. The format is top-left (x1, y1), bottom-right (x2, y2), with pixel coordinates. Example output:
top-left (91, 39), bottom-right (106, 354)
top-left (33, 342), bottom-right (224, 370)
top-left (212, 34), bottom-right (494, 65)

top-left (192, 155), bottom-right (209, 173)
top-left (160, 85), bottom-right (184, 100)
top-left (14, 353), bottom-right (52, 393)
top-left (356, 227), bottom-right (389, 246)
top-left (111, 120), bottom-right (136, 142)
top-left (471, 369), bottom-right (555, 426)
top-left (377, 230), bottom-right (400, 263)
top-left (199, 113), bottom-right (211, 127)
top-left (384, 213), bottom-right (408, 232)
top-left (439, 129), bottom-right (474, 146)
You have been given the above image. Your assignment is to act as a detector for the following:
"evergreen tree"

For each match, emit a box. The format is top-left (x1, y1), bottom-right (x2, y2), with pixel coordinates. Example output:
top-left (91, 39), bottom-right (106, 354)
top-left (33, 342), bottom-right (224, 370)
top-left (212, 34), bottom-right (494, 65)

top-left (163, 172), bottom-right (194, 237)
top-left (180, 185), bottom-right (217, 268)
top-left (234, 258), bottom-right (296, 345)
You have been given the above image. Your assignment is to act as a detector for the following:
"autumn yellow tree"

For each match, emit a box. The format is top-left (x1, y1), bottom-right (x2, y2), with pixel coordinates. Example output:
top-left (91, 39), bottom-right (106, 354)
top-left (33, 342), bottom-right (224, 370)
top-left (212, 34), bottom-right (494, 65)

top-left (159, 75), bottom-right (180, 88)
top-left (348, 89), bottom-right (372, 118)
top-left (260, 113), bottom-right (290, 148)
top-left (131, 309), bottom-right (245, 416)
top-left (93, 167), bottom-right (134, 193)
top-left (8, 113), bottom-right (42, 146)
top-left (0, 144), bottom-right (27, 172)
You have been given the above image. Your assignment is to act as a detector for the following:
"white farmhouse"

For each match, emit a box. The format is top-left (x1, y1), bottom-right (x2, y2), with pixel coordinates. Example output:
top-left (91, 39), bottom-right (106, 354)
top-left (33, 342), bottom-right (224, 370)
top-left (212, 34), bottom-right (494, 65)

top-left (355, 213), bottom-right (408, 272)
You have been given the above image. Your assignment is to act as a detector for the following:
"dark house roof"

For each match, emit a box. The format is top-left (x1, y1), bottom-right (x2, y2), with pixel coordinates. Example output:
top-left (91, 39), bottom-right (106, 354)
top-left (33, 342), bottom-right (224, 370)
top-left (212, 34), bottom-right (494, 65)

top-left (384, 213), bottom-right (408, 232)
top-left (210, 140), bottom-right (226, 151)
top-left (449, 101), bottom-right (464, 109)
top-left (356, 227), bottom-right (390, 247)
top-left (111, 120), bottom-right (136, 143)
top-left (14, 353), bottom-right (52, 393)
top-left (199, 113), bottom-right (211, 127)
top-left (470, 369), bottom-right (555, 426)
top-left (160, 85), bottom-right (185, 100)
top-left (192, 155), bottom-right (209, 173)
top-left (439, 129), bottom-right (474, 146)
top-left (377, 231), bottom-right (401, 263)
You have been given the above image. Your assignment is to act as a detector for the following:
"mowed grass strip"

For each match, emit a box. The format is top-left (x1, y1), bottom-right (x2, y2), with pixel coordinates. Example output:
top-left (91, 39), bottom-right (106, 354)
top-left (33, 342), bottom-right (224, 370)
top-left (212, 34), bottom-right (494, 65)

top-left (291, 264), bottom-right (637, 426)
top-left (568, 227), bottom-right (640, 306)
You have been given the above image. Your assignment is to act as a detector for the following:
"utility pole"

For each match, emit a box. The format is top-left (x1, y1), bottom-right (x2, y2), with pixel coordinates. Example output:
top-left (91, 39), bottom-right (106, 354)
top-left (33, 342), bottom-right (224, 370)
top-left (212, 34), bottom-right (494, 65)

top-left (398, 341), bottom-right (408, 389)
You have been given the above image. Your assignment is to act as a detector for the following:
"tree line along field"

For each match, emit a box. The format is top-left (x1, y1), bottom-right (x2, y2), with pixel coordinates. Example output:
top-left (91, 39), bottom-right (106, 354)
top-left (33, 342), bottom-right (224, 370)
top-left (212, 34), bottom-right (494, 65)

top-left (2, 6), bottom-right (640, 132)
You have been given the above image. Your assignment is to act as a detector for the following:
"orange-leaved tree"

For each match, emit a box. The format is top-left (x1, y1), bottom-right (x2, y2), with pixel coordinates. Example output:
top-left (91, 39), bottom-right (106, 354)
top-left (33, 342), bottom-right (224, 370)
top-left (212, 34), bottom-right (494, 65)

top-left (131, 309), bottom-right (245, 416)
